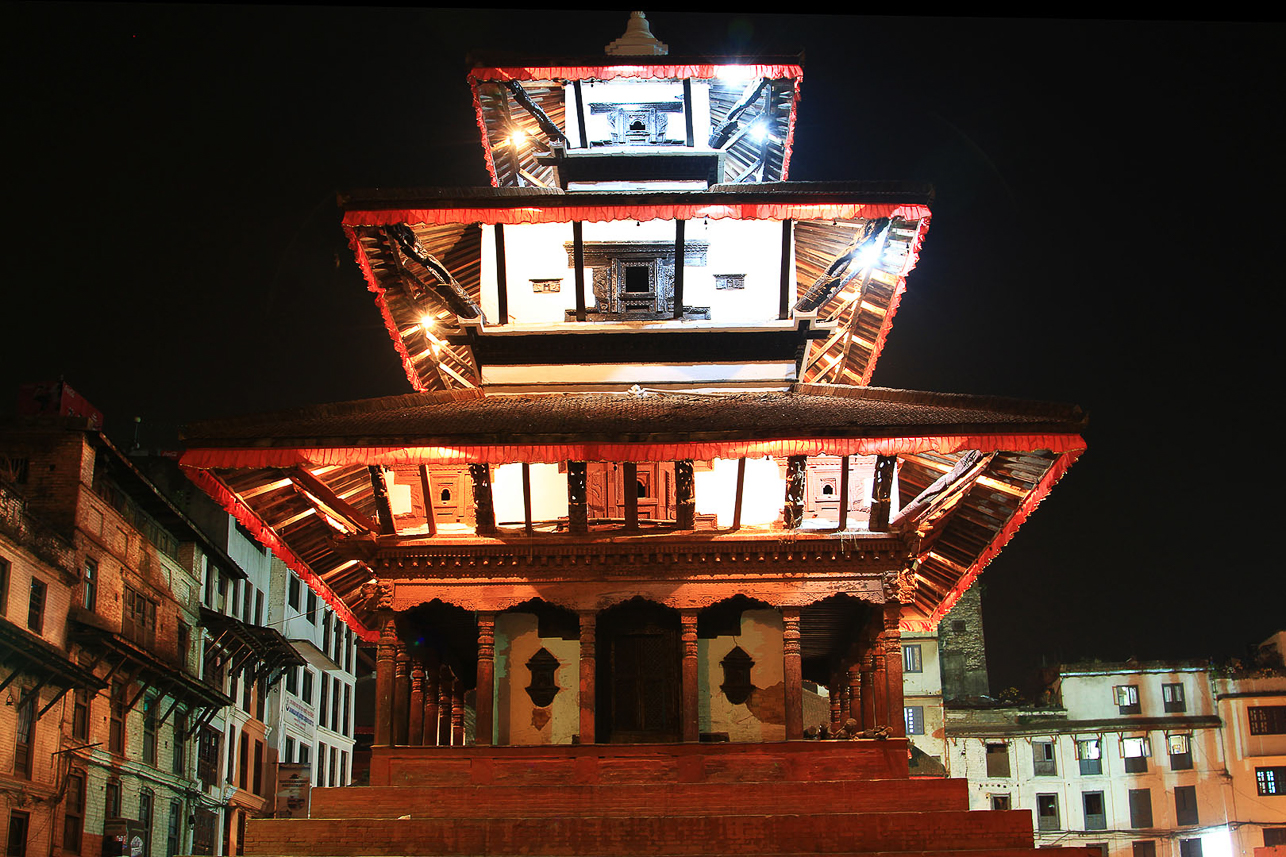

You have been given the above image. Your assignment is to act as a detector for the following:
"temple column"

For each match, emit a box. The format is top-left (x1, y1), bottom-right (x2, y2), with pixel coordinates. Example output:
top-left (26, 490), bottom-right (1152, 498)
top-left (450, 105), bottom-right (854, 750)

top-left (869, 455), bottom-right (896, 532)
top-left (872, 639), bottom-right (889, 731)
top-left (476, 613), bottom-right (495, 746)
top-left (882, 601), bottom-right (905, 737)
top-left (847, 663), bottom-right (862, 725)
top-left (393, 643), bottom-right (411, 746)
top-left (783, 456), bottom-right (807, 528)
top-left (374, 611), bottom-right (396, 747)
top-left (567, 461), bottom-right (588, 534)
top-left (437, 665), bottom-right (452, 746)
top-left (422, 651), bottom-right (439, 746)
top-left (675, 460), bottom-right (695, 529)
top-left (469, 463), bottom-right (497, 535)
top-left (680, 610), bottom-right (699, 743)
top-left (829, 670), bottom-right (842, 734)
top-left (408, 662), bottom-right (425, 746)
top-left (860, 648), bottom-right (876, 731)
top-left (782, 608), bottom-right (803, 740)
top-left (451, 677), bottom-right (464, 745)
top-left (623, 462), bottom-right (639, 531)
top-left (578, 611), bottom-right (596, 744)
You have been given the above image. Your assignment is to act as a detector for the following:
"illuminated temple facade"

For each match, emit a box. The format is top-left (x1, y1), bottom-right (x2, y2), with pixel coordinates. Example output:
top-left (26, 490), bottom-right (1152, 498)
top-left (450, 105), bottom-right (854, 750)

top-left (179, 14), bottom-right (1088, 856)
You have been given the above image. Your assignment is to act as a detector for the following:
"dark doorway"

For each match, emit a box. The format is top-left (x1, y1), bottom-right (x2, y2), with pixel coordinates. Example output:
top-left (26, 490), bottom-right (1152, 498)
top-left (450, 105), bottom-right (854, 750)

top-left (597, 599), bottom-right (680, 743)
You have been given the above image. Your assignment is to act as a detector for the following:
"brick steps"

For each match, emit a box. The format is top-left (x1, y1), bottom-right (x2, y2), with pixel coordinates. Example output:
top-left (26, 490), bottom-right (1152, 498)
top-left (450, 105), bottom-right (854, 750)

top-left (246, 810), bottom-right (1037, 856)
top-left (308, 778), bottom-right (970, 818)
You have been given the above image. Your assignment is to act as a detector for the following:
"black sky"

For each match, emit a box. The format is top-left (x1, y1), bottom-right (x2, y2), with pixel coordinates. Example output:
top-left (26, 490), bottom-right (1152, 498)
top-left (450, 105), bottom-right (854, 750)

top-left (4, 7), bottom-right (1282, 692)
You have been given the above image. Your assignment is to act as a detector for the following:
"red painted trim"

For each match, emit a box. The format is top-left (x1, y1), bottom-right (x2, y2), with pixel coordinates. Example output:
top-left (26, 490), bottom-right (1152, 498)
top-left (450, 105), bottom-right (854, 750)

top-left (470, 80), bottom-right (501, 188)
top-left (468, 65), bottom-right (804, 84)
top-left (180, 433), bottom-right (1086, 470)
top-left (343, 226), bottom-right (428, 393)
top-left (183, 467), bottom-right (376, 641)
top-left (343, 202), bottom-right (932, 229)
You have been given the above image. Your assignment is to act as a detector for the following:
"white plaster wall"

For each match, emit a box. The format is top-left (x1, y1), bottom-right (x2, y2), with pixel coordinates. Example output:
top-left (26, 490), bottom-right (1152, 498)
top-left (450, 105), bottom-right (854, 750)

top-left (698, 609), bottom-right (785, 742)
top-left (494, 613), bottom-right (580, 745)
top-left (481, 222), bottom-right (580, 324)
top-left (492, 463), bottom-right (568, 527)
top-left (697, 218), bottom-right (786, 322)
top-left (1061, 669), bottom-right (1214, 721)
top-left (694, 457), bottom-right (783, 527)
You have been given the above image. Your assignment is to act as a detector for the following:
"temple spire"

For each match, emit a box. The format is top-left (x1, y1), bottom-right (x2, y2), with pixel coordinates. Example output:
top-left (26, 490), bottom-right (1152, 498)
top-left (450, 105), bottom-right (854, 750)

top-left (606, 11), bottom-right (668, 56)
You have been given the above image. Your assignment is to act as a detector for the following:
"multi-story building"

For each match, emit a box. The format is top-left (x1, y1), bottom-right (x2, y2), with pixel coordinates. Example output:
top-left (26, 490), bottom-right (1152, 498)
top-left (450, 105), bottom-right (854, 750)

top-left (1, 409), bottom-right (234, 857)
top-left (945, 661), bottom-right (1232, 857)
top-left (173, 14), bottom-right (1090, 857)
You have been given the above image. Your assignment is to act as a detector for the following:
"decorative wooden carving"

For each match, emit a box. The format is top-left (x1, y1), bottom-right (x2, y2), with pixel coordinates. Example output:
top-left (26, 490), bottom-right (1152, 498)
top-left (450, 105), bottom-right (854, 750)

top-left (784, 455), bottom-right (807, 528)
top-left (675, 459), bottom-right (695, 529)
top-left (578, 612), bottom-right (596, 744)
top-left (869, 454), bottom-right (897, 532)
top-left (476, 613), bottom-right (496, 745)
top-left (782, 608), bottom-right (803, 740)
top-left (567, 461), bottom-right (588, 534)
top-left (563, 240), bottom-right (708, 318)
top-left (469, 463), bottom-right (497, 535)
top-left (719, 645), bottom-right (755, 705)
top-left (368, 465), bottom-right (396, 535)
top-left (525, 647), bottom-right (561, 707)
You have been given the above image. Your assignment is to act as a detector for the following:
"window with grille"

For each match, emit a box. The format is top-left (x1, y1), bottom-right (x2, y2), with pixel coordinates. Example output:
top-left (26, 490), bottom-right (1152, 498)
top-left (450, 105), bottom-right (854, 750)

top-left (1083, 792), bottom-right (1106, 830)
top-left (1250, 706), bottom-right (1286, 735)
top-left (122, 585), bottom-right (157, 648)
top-left (1122, 735), bottom-right (1150, 774)
top-left (1036, 794), bottom-right (1060, 831)
top-left (83, 559), bottom-right (97, 611)
top-left (1033, 740), bottom-right (1057, 776)
top-left (1257, 767), bottom-right (1286, 796)
top-left (904, 706), bottom-right (925, 735)
top-left (1077, 738), bottom-right (1103, 775)
top-left (197, 727), bottom-right (220, 788)
top-left (14, 691), bottom-right (35, 778)
top-left (1168, 733), bottom-right (1193, 771)
top-left (63, 772), bottom-right (85, 854)
top-left (27, 578), bottom-right (46, 634)
top-left (142, 696), bottom-right (158, 765)
top-left (903, 644), bottom-right (923, 673)
top-left (1163, 683), bottom-right (1186, 713)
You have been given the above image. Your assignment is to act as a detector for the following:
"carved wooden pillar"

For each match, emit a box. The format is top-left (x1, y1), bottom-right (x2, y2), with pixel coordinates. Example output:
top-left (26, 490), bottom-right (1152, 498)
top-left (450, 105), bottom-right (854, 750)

top-left (680, 610), bottom-right (699, 743)
top-left (871, 639), bottom-right (889, 731)
top-left (622, 462), bottom-right (639, 531)
top-left (567, 461), bottom-right (588, 534)
top-left (860, 648), bottom-right (876, 731)
top-left (393, 644), bottom-right (411, 746)
top-left (829, 672), bottom-right (842, 734)
top-left (451, 677), bottom-right (464, 745)
top-left (368, 465), bottom-right (396, 535)
top-left (882, 601), bottom-right (905, 737)
top-left (469, 463), bottom-right (497, 535)
top-left (869, 454), bottom-right (897, 532)
top-left (437, 665), bottom-right (452, 746)
top-left (374, 611), bottom-right (396, 747)
top-left (476, 613), bottom-right (495, 746)
top-left (422, 650), bottom-right (439, 746)
top-left (675, 459), bottom-right (695, 529)
top-left (847, 663), bottom-right (862, 725)
top-left (783, 456), bottom-right (807, 529)
top-left (782, 608), bottom-right (803, 740)
top-left (408, 662), bottom-right (425, 746)
top-left (578, 612), bottom-right (596, 744)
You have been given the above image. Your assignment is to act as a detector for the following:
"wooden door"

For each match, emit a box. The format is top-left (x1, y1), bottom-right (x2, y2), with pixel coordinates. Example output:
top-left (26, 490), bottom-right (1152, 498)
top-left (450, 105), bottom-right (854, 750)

top-left (608, 630), bottom-right (679, 742)
top-left (586, 462), bottom-right (676, 523)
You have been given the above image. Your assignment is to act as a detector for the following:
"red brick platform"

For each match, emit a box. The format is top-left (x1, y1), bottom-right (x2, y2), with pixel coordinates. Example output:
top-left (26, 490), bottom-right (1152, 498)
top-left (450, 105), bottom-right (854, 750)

top-left (247, 742), bottom-right (1090, 857)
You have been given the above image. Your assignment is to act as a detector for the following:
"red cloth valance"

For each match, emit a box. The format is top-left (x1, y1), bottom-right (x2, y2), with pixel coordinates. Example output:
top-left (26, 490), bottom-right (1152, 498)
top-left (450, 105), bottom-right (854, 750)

top-left (180, 433), bottom-right (1085, 471)
top-left (468, 64), bottom-right (804, 84)
top-left (343, 202), bottom-right (931, 229)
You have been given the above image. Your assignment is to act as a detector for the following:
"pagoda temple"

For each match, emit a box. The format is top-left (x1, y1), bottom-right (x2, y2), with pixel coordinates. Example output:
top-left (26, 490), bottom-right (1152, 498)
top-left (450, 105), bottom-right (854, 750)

top-left (180, 13), bottom-right (1088, 856)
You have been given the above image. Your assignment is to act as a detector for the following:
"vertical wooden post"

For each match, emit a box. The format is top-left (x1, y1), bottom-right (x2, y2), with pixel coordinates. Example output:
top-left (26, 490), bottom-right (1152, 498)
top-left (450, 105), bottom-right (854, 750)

top-left (883, 601), bottom-right (905, 737)
top-left (731, 458), bottom-right (746, 531)
top-left (476, 613), bottom-right (496, 746)
top-left (437, 665), bottom-right (452, 747)
top-left (469, 463), bottom-right (497, 535)
top-left (408, 662), bottom-right (425, 746)
top-left (418, 465), bottom-right (437, 537)
top-left (783, 455), bottom-right (807, 529)
top-left (778, 218), bottom-right (793, 320)
top-left (622, 462), bottom-right (639, 531)
top-left (451, 677), bottom-right (464, 745)
top-left (782, 608), bottom-right (803, 740)
top-left (374, 611), bottom-right (396, 747)
top-left (869, 454), bottom-right (897, 532)
top-left (573, 221), bottom-right (586, 322)
top-left (837, 454), bottom-right (851, 531)
top-left (682, 79), bottom-right (695, 148)
top-left (392, 644), bottom-right (410, 746)
top-left (829, 672), bottom-right (842, 734)
top-left (847, 663), bottom-right (862, 725)
top-left (573, 80), bottom-right (588, 150)
top-left (422, 650), bottom-right (439, 746)
top-left (494, 223), bottom-right (509, 325)
top-left (675, 459), bottom-right (695, 529)
top-left (368, 465), bottom-right (396, 535)
top-left (578, 612), bottom-right (596, 745)
top-left (521, 463), bottom-right (533, 535)
top-left (860, 648), bottom-right (876, 731)
top-left (680, 610), bottom-right (700, 743)
top-left (567, 461), bottom-right (588, 534)
top-left (672, 220), bottom-right (686, 319)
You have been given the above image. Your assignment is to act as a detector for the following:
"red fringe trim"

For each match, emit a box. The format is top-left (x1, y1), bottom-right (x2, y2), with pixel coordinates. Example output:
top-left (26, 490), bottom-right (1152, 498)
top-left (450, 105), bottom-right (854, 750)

top-left (180, 434), bottom-right (1085, 470)
top-left (343, 203), bottom-right (932, 229)
top-left (468, 65), bottom-right (804, 84)
top-left (184, 468), bottom-right (376, 641)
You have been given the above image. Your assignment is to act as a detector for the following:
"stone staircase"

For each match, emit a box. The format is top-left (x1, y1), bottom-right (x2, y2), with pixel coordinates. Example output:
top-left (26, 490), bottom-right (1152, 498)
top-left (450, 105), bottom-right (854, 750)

top-left (246, 742), bottom-right (1089, 857)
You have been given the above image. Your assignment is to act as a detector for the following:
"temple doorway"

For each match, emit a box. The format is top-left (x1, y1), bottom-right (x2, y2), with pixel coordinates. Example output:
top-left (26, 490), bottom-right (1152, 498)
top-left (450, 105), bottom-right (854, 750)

top-left (596, 599), bottom-right (681, 743)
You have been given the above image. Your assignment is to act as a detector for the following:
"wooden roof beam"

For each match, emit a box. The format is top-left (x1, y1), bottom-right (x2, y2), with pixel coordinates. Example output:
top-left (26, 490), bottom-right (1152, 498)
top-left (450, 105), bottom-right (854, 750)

top-left (503, 80), bottom-right (568, 147)
top-left (287, 468), bottom-right (378, 535)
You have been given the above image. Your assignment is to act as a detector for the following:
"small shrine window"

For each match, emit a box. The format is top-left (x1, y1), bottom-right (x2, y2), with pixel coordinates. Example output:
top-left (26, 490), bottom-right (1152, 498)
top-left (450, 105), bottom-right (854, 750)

top-left (525, 648), bottom-right (561, 707)
top-left (714, 274), bottom-right (745, 290)
top-left (440, 487), bottom-right (451, 502)
top-left (719, 645), bottom-right (755, 704)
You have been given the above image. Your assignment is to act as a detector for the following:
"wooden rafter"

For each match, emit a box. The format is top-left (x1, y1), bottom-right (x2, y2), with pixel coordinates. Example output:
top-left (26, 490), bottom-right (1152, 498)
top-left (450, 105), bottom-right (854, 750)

top-left (287, 468), bottom-right (378, 534)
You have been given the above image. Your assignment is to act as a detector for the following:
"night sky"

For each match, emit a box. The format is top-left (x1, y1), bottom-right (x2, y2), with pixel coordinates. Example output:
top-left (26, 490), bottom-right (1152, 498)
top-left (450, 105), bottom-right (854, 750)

top-left (5, 8), bottom-right (1282, 692)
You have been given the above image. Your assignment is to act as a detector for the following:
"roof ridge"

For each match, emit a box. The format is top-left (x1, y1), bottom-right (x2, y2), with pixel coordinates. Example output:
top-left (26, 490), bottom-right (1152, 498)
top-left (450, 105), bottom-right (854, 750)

top-left (795, 383), bottom-right (1087, 425)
